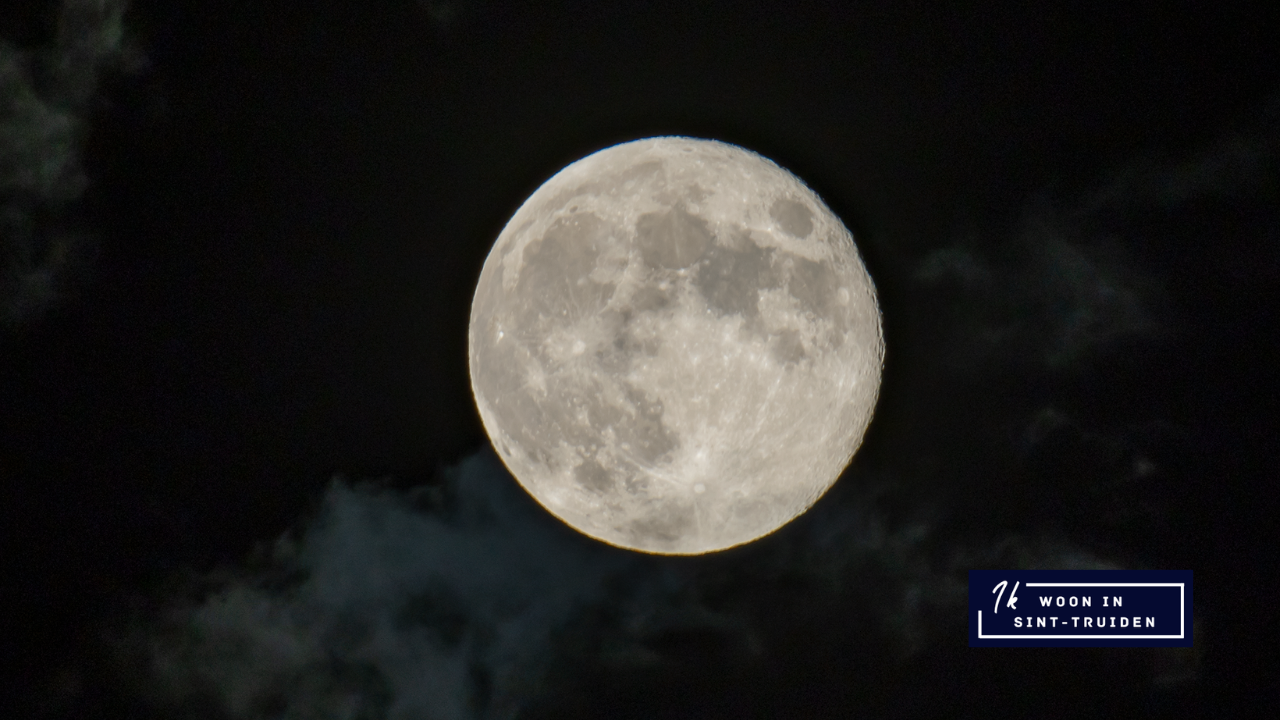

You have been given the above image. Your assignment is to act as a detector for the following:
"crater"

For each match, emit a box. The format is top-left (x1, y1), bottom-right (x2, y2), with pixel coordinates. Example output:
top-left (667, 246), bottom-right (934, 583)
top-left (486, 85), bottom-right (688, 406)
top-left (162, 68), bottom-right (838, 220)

top-left (635, 205), bottom-right (713, 269)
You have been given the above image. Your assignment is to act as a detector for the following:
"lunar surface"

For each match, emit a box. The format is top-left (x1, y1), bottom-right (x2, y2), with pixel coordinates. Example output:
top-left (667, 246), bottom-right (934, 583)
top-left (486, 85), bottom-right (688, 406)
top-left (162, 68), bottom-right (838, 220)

top-left (468, 137), bottom-right (884, 554)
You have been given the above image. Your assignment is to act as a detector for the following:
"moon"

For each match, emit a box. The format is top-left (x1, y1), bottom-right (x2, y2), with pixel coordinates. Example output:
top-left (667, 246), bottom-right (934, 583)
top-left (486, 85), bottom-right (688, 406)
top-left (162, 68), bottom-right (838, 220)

top-left (468, 137), bottom-right (883, 555)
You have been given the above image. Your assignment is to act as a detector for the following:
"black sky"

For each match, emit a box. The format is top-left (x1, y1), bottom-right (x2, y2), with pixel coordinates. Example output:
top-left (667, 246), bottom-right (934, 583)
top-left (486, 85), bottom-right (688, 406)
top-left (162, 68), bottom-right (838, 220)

top-left (3, 1), bottom-right (1279, 717)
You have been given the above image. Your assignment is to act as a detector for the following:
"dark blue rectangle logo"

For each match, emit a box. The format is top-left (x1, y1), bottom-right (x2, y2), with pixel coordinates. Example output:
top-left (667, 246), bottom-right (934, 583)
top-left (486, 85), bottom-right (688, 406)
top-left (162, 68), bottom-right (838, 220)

top-left (969, 570), bottom-right (1193, 647)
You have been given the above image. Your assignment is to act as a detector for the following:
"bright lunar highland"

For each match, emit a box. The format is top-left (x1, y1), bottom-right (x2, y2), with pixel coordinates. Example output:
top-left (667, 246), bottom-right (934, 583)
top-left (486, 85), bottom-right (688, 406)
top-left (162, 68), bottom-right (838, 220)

top-left (469, 137), bottom-right (884, 554)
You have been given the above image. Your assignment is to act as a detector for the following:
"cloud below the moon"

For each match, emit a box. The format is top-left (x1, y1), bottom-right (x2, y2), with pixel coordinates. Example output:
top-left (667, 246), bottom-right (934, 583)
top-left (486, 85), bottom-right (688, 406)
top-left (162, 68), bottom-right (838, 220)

top-left (1, 0), bottom-right (137, 328)
top-left (128, 452), bottom-right (1126, 719)
top-left (134, 453), bottom-right (638, 719)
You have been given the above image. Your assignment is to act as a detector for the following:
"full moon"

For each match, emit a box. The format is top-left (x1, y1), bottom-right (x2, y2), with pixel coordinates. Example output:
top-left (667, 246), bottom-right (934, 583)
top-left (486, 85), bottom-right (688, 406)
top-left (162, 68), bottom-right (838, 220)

top-left (468, 137), bottom-right (883, 554)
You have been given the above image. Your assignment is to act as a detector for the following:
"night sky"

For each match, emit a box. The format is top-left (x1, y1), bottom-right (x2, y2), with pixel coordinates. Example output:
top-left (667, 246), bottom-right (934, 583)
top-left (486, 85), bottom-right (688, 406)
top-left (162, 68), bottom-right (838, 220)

top-left (3, 1), bottom-right (1278, 717)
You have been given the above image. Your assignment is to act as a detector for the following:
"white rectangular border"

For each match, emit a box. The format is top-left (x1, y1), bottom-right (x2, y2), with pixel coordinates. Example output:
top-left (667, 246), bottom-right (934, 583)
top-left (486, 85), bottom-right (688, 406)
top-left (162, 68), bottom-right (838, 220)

top-left (977, 583), bottom-right (1185, 639)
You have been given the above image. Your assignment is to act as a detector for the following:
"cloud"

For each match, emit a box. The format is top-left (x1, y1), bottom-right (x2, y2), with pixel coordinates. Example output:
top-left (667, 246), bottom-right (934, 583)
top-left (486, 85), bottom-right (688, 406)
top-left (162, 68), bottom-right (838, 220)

top-left (133, 453), bottom-right (642, 719)
top-left (913, 107), bottom-right (1279, 372)
top-left (913, 212), bottom-right (1164, 372)
top-left (119, 447), bottom-right (1171, 719)
top-left (1, 0), bottom-right (138, 328)
top-left (1080, 99), bottom-right (1280, 212)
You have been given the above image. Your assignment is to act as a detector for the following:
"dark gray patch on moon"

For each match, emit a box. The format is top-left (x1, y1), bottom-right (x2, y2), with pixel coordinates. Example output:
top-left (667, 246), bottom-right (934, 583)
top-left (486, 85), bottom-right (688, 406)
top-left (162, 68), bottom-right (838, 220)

top-left (625, 500), bottom-right (696, 547)
top-left (784, 254), bottom-right (841, 319)
top-left (574, 459), bottom-right (615, 493)
top-left (625, 284), bottom-right (672, 315)
top-left (515, 213), bottom-right (614, 327)
top-left (519, 213), bottom-right (605, 290)
top-left (617, 384), bottom-right (680, 464)
top-left (683, 184), bottom-right (711, 204)
top-left (611, 328), bottom-right (660, 361)
top-left (595, 304), bottom-right (664, 374)
top-left (770, 198), bottom-right (814, 238)
top-left (694, 238), bottom-right (778, 318)
top-left (518, 375), bottom-right (678, 472)
top-left (771, 328), bottom-right (807, 365)
top-left (594, 331), bottom-right (648, 375)
top-left (635, 205), bottom-right (713, 269)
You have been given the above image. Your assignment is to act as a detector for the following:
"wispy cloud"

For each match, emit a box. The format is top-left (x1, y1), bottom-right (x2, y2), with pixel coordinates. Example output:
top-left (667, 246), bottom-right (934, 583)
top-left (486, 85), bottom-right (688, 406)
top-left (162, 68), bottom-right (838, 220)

top-left (122, 448), bottom-right (1149, 719)
top-left (1, 0), bottom-right (138, 327)
top-left (913, 105), bottom-right (1279, 372)
top-left (134, 453), bottom-right (637, 719)
top-left (914, 211), bottom-right (1165, 371)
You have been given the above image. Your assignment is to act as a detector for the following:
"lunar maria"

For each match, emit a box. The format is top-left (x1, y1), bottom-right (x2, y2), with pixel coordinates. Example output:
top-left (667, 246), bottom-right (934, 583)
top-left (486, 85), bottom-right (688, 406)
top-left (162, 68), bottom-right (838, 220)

top-left (468, 137), bottom-right (884, 554)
